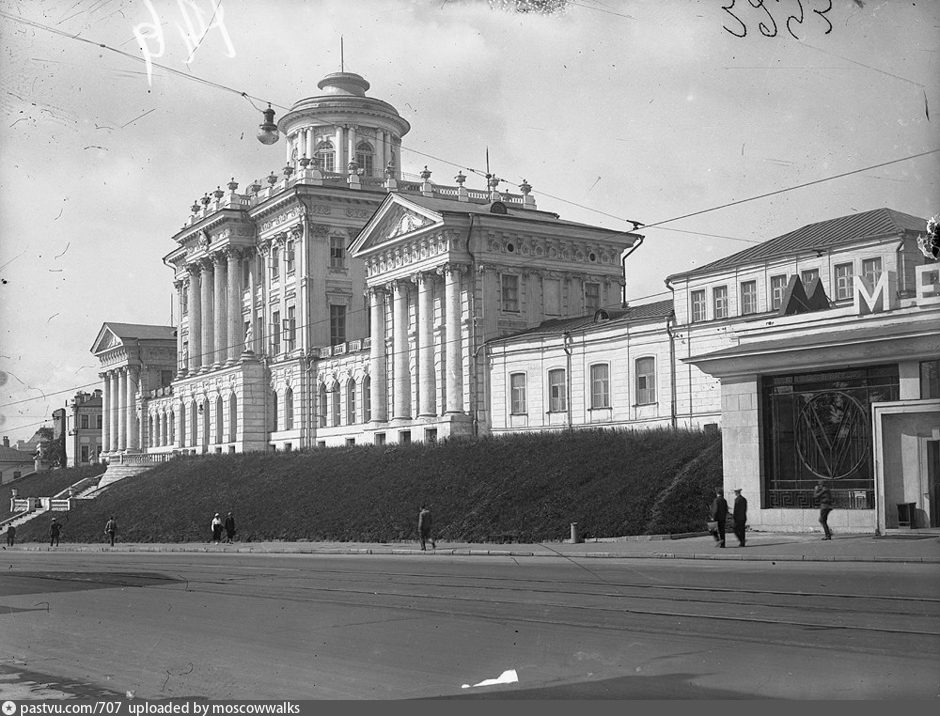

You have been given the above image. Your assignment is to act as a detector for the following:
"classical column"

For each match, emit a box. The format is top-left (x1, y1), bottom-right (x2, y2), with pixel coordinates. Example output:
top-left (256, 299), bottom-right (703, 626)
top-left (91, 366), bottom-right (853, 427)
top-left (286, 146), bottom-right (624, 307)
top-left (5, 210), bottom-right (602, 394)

top-left (444, 265), bottom-right (464, 413)
top-left (174, 279), bottom-right (187, 377)
top-left (226, 248), bottom-right (242, 364)
top-left (100, 372), bottom-right (110, 453)
top-left (368, 286), bottom-right (388, 422)
top-left (334, 126), bottom-right (344, 172)
top-left (116, 367), bottom-right (127, 450)
top-left (417, 273), bottom-right (436, 417)
top-left (126, 366), bottom-right (139, 450)
top-left (391, 279), bottom-right (411, 420)
top-left (200, 258), bottom-right (214, 372)
top-left (187, 265), bottom-right (202, 373)
top-left (212, 252), bottom-right (227, 369)
top-left (347, 125), bottom-right (357, 170)
top-left (109, 371), bottom-right (120, 452)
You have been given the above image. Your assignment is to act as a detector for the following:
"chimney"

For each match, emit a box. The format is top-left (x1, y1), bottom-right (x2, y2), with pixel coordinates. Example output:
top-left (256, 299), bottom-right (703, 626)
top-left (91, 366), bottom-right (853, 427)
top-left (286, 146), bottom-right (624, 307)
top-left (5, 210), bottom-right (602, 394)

top-left (2, 436), bottom-right (8, 448)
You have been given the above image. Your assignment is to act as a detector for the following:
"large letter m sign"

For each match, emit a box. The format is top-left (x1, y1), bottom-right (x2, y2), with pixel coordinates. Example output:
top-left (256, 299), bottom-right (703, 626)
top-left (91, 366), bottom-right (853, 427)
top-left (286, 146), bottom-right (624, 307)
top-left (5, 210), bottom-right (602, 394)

top-left (853, 271), bottom-right (898, 316)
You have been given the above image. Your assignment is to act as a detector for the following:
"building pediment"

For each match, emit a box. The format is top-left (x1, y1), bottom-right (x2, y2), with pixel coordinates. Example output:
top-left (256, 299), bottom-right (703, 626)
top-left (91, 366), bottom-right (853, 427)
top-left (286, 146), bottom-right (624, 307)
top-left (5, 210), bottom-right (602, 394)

top-left (350, 194), bottom-right (443, 256)
top-left (91, 324), bottom-right (125, 355)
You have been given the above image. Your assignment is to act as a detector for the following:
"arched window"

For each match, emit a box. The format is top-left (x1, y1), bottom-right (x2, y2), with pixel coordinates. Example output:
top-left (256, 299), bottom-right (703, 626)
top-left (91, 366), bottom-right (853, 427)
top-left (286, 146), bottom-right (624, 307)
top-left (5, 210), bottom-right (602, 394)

top-left (285, 387), bottom-right (294, 430)
top-left (355, 142), bottom-right (374, 176)
top-left (316, 141), bottom-right (335, 173)
top-left (331, 384), bottom-right (340, 426)
top-left (346, 380), bottom-right (356, 424)
top-left (169, 409), bottom-right (175, 444)
top-left (362, 375), bottom-right (371, 422)
top-left (272, 390), bottom-right (279, 432)
top-left (318, 384), bottom-right (327, 427)
top-left (190, 402), bottom-right (198, 447)
top-left (229, 395), bottom-right (237, 443)
top-left (215, 395), bottom-right (223, 444)
top-left (202, 400), bottom-right (209, 447)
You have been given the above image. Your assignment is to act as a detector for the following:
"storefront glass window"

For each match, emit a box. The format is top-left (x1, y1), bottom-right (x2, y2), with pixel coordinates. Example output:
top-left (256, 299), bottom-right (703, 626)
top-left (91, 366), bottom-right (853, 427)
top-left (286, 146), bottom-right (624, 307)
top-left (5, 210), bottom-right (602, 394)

top-left (762, 365), bottom-right (899, 509)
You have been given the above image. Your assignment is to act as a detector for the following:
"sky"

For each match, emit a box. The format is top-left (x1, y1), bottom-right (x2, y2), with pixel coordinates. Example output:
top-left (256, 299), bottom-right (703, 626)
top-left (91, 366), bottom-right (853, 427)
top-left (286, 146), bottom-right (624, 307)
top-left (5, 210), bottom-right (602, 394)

top-left (0, 0), bottom-right (937, 442)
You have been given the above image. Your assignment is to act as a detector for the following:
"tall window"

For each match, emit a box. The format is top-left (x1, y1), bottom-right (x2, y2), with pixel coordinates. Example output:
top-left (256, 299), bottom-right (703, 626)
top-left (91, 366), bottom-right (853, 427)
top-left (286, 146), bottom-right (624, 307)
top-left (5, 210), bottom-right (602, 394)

top-left (740, 280), bottom-right (758, 315)
top-left (548, 369), bottom-right (566, 413)
top-left (834, 263), bottom-right (854, 300)
top-left (862, 257), bottom-right (882, 289)
top-left (510, 373), bottom-right (527, 414)
top-left (215, 395), bottom-right (223, 444)
top-left (285, 240), bottom-right (295, 274)
top-left (635, 357), bottom-right (656, 405)
top-left (800, 268), bottom-right (819, 286)
top-left (347, 381), bottom-right (357, 424)
top-left (691, 289), bottom-right (706, 322)
top-left (271, 310), bottom-right (281, 355)
top-left (271, 245), bottom-right (279, 281)
top-left (316, 141), bottom-right (335, 173)
top-left (96, 414), bottom-right (103, 429)
top-left (330, 236), bottom-right (346, 269)
top-left (921, 360), bottom-right (940, 399)
top-left (770, 275), bottom-right (788, 310)
top-left (543, 278), bottom-right (561, 316)
top-left (229, 395), bottom-right (237, 442)
top-left (330, 304), bottom-right (346, 346)
top-left (363, 375), bottom-right (371, 422)
top-left (81, 414), bottom-right (89, 429)
top-left (181, 289), bottom-right (188, 316)
top-left (713, 286), bottom-right (728, 319)
top-left (285, 306), bottom-right (296, 352)
top-left (318, 384), bottom-right (327, 427)
top-left (501, 274), bottom-right (519, 312)
top-left (283, 388), bottom-right (292, 430)
top-left (355, 142), bottom-right (374, 176)
top-left (590, 364), bottom-right (610, 409)
top-left (331, 384), bottom-right (340, 426)
top-left (272, 391), bottom-right (278, 432)
top-left (584, 282), bottom-right (601, 313)
top-left (242, 260), bottom-right (251, 288)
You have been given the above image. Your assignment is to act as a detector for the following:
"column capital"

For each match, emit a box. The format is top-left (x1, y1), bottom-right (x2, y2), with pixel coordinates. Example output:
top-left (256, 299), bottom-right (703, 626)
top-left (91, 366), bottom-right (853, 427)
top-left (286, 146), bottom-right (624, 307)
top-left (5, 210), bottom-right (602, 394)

top-left (439, 262), bottom-right (468, 278)
top-left (257, 242), bottom-right (271, 257)
top-left (367, 285), bottom-right (388, 299)
top-left (223, 245), bottom-right (241, 261)
top-left (198, 256), bottom-right (214, 271)
top-left (186, 262), bottom-right (203, 277)
top-left (211, 250), bottom-right (227, 266)
top-left (173, 278), bottom-right (185, 291)
top-left (415, 272), bottom-right (436, 288)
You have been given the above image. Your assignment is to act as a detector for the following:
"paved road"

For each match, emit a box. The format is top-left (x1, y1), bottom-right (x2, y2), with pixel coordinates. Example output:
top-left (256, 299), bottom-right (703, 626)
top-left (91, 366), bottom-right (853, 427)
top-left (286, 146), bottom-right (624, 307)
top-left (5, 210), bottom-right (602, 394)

top-left (1, 551), bottom-right (938, 700)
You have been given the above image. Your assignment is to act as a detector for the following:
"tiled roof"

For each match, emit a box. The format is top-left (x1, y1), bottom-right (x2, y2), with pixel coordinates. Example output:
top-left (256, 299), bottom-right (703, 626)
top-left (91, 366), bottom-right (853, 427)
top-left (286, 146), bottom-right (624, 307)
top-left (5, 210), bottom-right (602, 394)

top-left (490, 299), bottom-right (673, 343)
top-left (0, 445), bottom-right (35, 462)
top-left (104, 323), bottom-right (177, 341)
top-left (668, 208), bottom-right (926, 280)
top-left (401, 194), bottom-right (636, 234)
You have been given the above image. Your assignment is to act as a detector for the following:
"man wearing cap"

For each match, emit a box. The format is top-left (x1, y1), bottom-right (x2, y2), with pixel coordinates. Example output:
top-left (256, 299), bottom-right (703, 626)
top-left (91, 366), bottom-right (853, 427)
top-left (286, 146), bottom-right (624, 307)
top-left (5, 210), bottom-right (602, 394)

top-left (709, 488), bottom-right (728, 547)
top-left (732, 488), bottom-right (748, 547)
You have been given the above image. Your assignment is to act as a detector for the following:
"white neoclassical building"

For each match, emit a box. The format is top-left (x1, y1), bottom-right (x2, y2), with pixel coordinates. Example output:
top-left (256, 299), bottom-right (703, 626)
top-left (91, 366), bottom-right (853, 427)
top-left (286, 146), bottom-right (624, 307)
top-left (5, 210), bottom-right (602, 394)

top-left (95, 69), bottom-right (640, 459)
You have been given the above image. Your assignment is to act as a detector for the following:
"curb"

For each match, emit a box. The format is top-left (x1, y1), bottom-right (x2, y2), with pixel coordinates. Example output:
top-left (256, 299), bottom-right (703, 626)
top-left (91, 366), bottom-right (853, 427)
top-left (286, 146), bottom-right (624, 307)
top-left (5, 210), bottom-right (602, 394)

top-left (4, 543), bottom-right (939, 564)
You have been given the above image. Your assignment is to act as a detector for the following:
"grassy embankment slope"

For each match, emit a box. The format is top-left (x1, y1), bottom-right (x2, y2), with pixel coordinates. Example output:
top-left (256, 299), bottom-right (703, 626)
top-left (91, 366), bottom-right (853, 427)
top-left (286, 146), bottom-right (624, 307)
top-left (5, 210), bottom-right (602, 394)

top-left (1, 464), bottom-right (105, 522)
top-left (13, 428), bottom-right (722, 544)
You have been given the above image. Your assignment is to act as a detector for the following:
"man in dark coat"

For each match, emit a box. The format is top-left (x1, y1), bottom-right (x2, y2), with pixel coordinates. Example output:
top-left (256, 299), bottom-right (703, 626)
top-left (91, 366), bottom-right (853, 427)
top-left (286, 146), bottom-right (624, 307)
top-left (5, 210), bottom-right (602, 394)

top-left (709, 488), bottom-right (729, 547)
top-left (418, 505), bottom-right (435, 551)
top-left (224, 512), bottom-right (236, 543)
top-left (732, 488), bottom-right (748, 547)
top-left (5, 525), bottom-right (15, 547)
top-left (104, 516), bottom-right (117, 546)
top-left (813, 480), bottom-right (833, 540)
top-left (50, 518), bottom-right (62, 547)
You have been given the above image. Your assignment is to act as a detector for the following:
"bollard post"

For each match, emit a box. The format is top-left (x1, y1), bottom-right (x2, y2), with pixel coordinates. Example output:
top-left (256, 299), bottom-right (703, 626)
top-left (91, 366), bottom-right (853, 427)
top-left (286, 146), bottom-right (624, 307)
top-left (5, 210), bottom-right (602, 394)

top-left (570, 522), bottom-right (582, 544)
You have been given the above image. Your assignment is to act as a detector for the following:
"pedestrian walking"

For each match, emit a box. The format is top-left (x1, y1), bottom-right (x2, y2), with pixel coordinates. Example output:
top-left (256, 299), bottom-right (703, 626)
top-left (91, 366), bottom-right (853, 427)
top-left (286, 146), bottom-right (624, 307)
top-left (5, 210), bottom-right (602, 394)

top-left (210, 512), bottom-right (223, 543)
top-left (813, 480), bottom-right (834, 540)
top-left (5, 525), bottom-right (15, 547)
top-left (224, 512), bottom-right (236, 543)
top-left (418, 504), bottom-right (435, 551)
top-left (104, 516), bottom-right (117, 546)
top-left (708, 488), bottom-right (728, 547)
top-left (732, 488), bottom-right (748, 547)
top-left (50, 517), bottom-right (62, 547)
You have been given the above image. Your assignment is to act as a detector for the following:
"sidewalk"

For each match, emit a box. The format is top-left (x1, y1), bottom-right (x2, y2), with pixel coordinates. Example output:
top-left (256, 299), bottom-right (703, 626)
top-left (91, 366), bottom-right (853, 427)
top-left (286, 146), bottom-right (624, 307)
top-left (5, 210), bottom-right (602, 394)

top-left (6, 531), bottom-right (940, 563)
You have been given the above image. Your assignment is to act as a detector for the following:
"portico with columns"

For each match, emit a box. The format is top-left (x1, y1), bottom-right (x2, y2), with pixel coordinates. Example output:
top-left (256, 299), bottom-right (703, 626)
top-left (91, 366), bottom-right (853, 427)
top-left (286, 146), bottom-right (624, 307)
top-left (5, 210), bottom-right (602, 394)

top-left (91, 323), bottom-right (177, 459)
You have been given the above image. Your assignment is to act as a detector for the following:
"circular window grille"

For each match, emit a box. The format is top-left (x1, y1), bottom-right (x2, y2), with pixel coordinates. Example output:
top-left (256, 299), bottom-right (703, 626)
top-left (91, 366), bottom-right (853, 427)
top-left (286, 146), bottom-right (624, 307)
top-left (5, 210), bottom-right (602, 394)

top-left (795, 391), bottom-right (868, 480)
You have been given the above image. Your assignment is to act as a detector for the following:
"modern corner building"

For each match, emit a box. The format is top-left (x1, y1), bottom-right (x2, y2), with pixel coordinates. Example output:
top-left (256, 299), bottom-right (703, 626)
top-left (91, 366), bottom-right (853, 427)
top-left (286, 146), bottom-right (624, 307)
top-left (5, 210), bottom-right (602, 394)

top-left (91, 67), bottom-right (938, 533)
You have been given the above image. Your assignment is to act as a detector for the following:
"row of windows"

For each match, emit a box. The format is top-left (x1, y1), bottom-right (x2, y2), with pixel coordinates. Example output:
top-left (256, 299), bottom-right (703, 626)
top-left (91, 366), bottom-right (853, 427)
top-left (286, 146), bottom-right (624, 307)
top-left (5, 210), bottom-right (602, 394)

top-left (317, 377), bottom-right (373, 428)
top-left (689, 258), bottom-right (883, 322)
top-left (500, 275), bottom-right (602, 314)
top-left (312, 140), bottom-right (376, 175)
top-left (509, 358), bottom-right (656, 414)
top-left (78, 414), bottom-right (103, 429)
